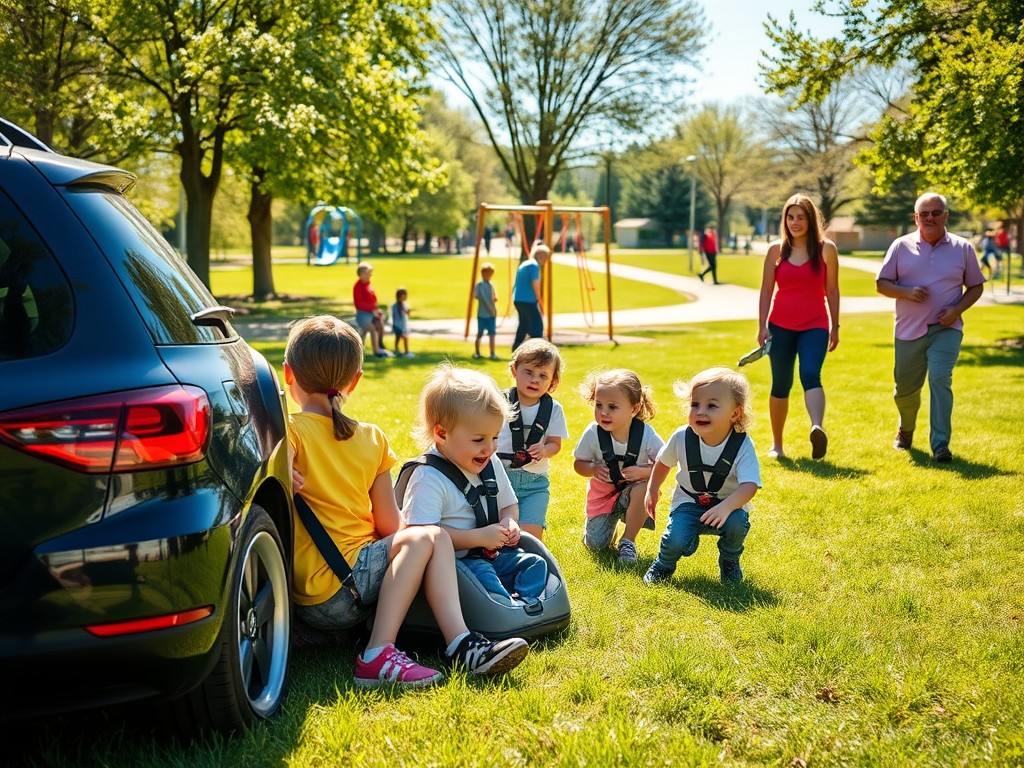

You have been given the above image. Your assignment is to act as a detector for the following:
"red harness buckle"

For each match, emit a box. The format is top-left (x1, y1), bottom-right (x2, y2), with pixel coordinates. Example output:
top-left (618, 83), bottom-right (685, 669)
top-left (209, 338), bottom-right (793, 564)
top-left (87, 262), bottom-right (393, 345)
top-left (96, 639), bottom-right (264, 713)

top-left (697, 493), bottom-right (714, 508)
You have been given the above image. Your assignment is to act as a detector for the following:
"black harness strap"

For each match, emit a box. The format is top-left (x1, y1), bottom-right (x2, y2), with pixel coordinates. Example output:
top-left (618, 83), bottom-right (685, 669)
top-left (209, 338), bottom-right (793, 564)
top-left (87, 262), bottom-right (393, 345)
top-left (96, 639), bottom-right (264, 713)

top-left (294, 493), bottom-right (360, 603)
top-left (596, 418), bottom-right (645, 489)
top-left (397, 453), bottom-right (499, 528)
top-left (682, 427), bottom-right (746, 507)
top-left (498, 387), bottom-right (553, 467)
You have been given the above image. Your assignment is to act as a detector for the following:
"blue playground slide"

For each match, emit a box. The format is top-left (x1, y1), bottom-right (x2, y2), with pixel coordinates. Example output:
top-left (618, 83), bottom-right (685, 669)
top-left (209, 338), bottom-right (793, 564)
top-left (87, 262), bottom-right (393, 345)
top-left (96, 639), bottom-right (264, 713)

top-left (304, 205), bottom-right (363, 266)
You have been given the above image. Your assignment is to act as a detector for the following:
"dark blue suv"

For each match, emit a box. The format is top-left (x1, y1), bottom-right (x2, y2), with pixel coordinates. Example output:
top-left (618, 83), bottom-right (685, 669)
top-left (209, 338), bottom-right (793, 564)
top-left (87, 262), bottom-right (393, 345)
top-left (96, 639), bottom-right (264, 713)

top-left (0, 118), bottom-right (294, 737)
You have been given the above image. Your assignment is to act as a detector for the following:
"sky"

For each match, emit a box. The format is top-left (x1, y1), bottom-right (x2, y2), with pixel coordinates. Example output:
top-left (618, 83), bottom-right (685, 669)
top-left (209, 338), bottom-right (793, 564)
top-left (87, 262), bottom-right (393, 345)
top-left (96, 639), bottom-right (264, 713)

top-left (690, 0), bottom-right (847, 104)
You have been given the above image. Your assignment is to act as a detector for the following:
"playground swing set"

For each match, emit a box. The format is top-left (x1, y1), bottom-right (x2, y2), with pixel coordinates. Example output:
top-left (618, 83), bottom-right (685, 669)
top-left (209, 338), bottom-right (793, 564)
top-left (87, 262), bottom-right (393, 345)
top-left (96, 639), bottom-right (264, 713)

top-left (464, 200), bottom-right (615, 343)
top-left (304, 204), bottom-right (363, 266)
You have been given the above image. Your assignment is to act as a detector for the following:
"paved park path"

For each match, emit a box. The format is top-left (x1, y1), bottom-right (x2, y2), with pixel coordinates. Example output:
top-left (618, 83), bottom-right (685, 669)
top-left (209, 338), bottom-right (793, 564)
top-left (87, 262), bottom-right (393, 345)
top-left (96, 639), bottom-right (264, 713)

top-left (232, 242), bottom-right (1023, 345)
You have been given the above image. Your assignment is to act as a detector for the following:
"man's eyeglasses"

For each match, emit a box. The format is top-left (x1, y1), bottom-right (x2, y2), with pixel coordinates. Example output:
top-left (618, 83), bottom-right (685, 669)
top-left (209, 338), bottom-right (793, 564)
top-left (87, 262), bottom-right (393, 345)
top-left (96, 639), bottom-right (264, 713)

top-left (915, 210), bottom-right (946, 218)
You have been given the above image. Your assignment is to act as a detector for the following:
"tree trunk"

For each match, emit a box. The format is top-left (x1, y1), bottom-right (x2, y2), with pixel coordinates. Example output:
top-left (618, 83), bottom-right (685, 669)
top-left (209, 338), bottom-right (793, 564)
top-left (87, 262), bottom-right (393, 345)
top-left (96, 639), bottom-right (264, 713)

top-left (421, 231), bottom-right (433, 253)
top-left (178, 130), bottom-right (221, 288)
top-left (248, 169), bottom-right (276, 299)
top-left (33, 109), bottom-right (54, 148)
top-left (367, 219), bottom-right (385, 254)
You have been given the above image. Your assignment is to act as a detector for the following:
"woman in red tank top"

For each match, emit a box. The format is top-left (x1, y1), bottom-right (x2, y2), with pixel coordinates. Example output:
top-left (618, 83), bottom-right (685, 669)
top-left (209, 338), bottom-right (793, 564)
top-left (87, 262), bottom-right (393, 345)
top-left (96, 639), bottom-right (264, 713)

top-left (756, 194), bottom-right (840, 459)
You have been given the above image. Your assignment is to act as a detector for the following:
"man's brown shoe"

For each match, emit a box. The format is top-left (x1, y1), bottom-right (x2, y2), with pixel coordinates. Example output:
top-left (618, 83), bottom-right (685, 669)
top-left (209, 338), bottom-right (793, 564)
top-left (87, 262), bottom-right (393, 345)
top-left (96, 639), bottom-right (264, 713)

top-left (932, 442), bottom-right (953, 463)
top-left (894, 428), bottom-right (913, 450)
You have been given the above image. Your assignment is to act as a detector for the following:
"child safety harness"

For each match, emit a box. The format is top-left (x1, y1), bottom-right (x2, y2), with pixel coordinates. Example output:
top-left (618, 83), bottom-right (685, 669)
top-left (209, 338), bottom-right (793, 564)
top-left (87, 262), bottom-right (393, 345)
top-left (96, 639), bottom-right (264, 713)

top-left (681, 427), bottom-right (745, 507)
top-left (498, 387), bottom-right (552, 468)
top-left (596, 418), bottom-right (645, 490)
top-left (396, 453), bottom-right (500, 559)
top-left (294, 493), bottom-right (362, 605)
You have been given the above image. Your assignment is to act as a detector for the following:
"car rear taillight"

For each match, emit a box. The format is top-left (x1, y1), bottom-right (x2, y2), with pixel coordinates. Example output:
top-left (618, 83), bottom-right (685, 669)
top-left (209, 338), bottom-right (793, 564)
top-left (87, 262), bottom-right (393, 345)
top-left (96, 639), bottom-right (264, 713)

top-left (84, 606), bottom-right (214, 637)
top-left (0, 386), bottom-right (211, 473)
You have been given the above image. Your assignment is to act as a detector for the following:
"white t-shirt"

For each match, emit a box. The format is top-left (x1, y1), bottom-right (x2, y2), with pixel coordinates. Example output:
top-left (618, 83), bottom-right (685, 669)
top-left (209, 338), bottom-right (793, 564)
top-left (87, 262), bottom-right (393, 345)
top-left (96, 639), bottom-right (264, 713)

top-left (573, 421), bottom-right (664, 469)
top-left (497, 397), bottom-right (569, 474)
top-left (400, 448), bottom-right (518, 557)
top-left (657, 427), bottom-right (761, 511)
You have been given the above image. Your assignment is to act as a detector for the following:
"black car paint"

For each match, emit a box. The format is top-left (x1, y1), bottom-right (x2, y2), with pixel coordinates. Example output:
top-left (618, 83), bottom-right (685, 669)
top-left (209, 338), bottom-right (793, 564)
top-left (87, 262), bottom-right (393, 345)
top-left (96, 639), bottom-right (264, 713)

top-left (0, 139), bottom-right (293, 722)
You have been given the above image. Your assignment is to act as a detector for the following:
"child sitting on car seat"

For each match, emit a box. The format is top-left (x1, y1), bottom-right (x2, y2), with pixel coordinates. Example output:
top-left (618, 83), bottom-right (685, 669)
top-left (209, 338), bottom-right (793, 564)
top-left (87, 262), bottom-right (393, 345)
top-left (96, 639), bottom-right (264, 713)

top-left (496, 339), bottom-right (569, 542)
top-left (402, 364), bottom-right (548, 624)
top-left (643, 367), bottom-right (761, 585)
top-left (285, 316), bottom-right (526, 686)
top-left (573, 368), bottom-right (663, 564)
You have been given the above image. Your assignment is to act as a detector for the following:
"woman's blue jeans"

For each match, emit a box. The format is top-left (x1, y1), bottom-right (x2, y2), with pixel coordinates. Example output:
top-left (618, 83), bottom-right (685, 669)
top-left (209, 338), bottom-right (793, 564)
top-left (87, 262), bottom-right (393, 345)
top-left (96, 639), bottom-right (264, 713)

top-left (653, 502), bottom-right (750, 572)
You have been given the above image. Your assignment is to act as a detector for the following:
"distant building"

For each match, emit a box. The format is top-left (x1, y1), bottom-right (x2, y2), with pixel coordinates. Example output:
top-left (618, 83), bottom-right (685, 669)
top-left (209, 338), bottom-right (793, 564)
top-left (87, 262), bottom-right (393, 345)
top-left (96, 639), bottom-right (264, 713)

top-left (614, 218), bottom-right (660, 248)
top-left (825, 216), bottom-right (898, 252)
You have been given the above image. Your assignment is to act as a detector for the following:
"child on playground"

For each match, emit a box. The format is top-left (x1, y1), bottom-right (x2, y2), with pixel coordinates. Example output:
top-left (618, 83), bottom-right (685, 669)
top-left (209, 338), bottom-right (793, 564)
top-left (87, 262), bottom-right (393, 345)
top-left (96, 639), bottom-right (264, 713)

top-left (573, 369), bottom-right (663, 563)
top-left (474, 262), bottom-right (499, 360)
top-left (286, 316), bottom-right (524, 685)
top-left (497, 339), bottom-right (569, 541)
top-left (391, 287), bottom-right (413, 357)
top-left (643, 367), bottom-right (760, 585)
top-left (402, 364), bottom-right (546, 662)
top-left (353, 262), bottom-right (390, 358)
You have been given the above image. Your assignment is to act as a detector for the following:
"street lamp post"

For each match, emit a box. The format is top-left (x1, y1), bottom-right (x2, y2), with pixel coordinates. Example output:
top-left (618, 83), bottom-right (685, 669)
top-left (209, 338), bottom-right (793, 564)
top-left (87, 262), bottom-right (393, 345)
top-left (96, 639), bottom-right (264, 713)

top-left (685, 155), bottom-right (697, 273)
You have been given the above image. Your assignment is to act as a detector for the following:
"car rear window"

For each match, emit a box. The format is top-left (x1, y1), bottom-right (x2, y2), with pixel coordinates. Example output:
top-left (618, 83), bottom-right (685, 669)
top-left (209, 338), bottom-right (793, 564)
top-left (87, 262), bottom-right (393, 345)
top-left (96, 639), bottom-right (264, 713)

top-left (0, 190), bottom-right (74, 360)
top-left (63, 188), bottom-right (236, 345)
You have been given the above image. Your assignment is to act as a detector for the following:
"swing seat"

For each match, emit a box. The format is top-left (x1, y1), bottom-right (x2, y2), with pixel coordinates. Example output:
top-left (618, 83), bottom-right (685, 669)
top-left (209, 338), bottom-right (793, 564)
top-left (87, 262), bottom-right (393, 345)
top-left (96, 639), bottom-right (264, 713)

top-left (401, 532), bottom-right (571, 642)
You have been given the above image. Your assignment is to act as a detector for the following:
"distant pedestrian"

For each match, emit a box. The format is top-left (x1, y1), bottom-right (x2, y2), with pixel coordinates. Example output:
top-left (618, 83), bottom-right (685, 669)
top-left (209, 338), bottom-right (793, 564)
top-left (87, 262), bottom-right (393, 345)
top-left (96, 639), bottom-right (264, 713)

top-left (505, 222), bottom-right (515, 250)
top-left (979, 230), bottom-right (1000, 280)
top-left (875, 192), bottom-right (986, 462)
top-left (391, 288), bottom-right (413, 357)
top-left (995, 225), bottom-right (1011, 269)
top-left (698, 226), bottom-right (719, 284)
top-left (474, 262), bottom-right (499, 360)
top-left (512, 243), bottom-right (549, 351)
top-left (483, 225), bottom-right (493, 255)
top-left (353, 262), bottom-right (391, 358)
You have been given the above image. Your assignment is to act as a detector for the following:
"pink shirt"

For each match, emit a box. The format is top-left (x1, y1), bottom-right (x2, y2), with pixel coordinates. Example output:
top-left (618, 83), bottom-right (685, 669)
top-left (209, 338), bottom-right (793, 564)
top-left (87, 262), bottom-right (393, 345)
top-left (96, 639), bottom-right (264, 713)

top-left (877, 230), bottom-right (985, 341)
top-left (768, 257), bottom-right (829, 331)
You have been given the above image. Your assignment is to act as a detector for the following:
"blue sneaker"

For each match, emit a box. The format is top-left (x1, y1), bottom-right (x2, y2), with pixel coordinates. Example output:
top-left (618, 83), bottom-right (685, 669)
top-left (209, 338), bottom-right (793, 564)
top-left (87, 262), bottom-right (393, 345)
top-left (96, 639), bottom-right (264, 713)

top-left (719, 557), bottom-right (743, 583)
top-left (643, 562), bottom-right (674, 584)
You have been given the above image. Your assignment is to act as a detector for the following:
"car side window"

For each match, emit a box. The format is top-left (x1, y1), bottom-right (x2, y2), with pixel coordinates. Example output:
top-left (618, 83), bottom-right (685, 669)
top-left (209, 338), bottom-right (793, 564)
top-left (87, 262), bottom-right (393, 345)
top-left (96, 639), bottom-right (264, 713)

top-left (63, 188), bottom-right (236, 345)
top-left (0, 190), bottom-right (74, 360)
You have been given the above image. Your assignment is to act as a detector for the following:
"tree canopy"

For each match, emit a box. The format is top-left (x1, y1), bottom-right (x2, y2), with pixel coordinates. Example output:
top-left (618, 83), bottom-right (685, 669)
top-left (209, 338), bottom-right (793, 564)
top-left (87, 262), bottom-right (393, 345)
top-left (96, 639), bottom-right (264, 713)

top-left (433, 0), bottom-right (707, 205)
top-left (762, 0), bottom-right (1024, 224)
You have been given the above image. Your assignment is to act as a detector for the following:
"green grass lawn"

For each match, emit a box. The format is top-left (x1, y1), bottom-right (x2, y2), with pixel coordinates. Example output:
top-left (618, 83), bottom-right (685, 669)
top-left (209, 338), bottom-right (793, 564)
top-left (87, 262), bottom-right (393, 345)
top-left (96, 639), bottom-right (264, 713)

top-left (13, 305), bottom-right (1023, 767)
top-left (212, 256), bottom-right (688, 321)
top-left (610, 251), bottom-right (882, 297)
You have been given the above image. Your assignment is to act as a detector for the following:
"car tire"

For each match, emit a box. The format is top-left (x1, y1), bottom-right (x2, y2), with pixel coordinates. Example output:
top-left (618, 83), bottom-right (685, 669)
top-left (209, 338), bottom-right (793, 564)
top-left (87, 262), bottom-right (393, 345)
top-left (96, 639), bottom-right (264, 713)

top-left (158, 505), bottom-right (291, 738)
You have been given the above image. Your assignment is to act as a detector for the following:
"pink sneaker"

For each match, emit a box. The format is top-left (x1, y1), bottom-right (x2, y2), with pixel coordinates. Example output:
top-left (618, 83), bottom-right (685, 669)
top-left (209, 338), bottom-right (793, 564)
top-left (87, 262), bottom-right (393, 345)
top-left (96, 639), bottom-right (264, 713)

top-left (354, 644), bottom-right (443, 688)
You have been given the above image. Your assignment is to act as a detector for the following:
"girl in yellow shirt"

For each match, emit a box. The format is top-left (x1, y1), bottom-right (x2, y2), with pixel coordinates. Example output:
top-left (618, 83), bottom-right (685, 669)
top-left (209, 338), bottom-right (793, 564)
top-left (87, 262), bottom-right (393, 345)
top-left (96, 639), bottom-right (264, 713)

top-left (286, 315), bottom-right (527, 686)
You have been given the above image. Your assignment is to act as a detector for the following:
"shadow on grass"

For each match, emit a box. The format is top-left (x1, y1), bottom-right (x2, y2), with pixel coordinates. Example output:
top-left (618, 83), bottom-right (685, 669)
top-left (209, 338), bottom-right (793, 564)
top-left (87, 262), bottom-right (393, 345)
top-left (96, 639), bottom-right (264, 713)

top-left (906, 447), bottom-right (1006, 479)
top-left (673, 573), bottom-right (779, 613)
top-left (773, 456), bottom-right (871, 478)
top-left (956, 342), bottom-right (1024, 367)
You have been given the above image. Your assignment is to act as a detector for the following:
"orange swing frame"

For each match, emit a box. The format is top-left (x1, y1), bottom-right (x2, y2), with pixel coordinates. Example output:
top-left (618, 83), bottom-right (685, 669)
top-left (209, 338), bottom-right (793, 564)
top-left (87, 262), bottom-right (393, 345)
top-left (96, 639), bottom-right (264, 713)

top-left (464, 200), bottom-right (614, 343)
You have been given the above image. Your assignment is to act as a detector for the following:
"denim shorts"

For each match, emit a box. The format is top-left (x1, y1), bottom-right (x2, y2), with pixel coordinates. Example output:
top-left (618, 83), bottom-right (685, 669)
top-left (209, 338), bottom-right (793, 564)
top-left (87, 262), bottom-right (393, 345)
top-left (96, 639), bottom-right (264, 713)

top-left (355, 310), bottom-right (376, 332)
top-left (477, 316), bottom-right (496, 336)
top-left (295, 534), bottom-right (394, 630)
top-left (508, 468), bottom-right (550, 529)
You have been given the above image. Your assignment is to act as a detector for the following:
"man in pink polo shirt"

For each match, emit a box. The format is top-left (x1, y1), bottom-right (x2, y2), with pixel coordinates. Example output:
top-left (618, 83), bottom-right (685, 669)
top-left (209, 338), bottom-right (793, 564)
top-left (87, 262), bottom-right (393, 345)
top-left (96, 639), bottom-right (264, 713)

top-left (876, 192), bottom-right (986, 462)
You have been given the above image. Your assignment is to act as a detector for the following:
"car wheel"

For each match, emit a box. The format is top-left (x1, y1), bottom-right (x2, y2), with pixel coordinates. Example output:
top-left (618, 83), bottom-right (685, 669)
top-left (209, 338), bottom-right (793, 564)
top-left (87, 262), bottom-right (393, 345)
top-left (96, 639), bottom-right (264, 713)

top-left (159, 505), bottom-right (291, 737)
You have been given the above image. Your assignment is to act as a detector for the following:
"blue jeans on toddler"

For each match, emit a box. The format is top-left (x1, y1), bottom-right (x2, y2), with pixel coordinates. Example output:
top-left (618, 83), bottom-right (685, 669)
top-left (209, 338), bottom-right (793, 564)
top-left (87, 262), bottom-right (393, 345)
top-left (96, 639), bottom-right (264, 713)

top-left (508, 469), bottom-right (550, 530)
top-left (652, 502), bottom-right (750, 573)
top-left (461, 547), bottom-right (548, 601)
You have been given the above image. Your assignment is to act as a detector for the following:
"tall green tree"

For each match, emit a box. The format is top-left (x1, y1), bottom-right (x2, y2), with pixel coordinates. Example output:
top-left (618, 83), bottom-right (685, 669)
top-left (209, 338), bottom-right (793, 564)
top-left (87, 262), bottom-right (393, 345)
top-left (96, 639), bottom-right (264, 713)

top-left (681, 103), bottom-right (768, 242)
top-left (227, 0), bottom-right (436, 298)
top-left (0, 0), bottom-right (110, 156)
top-left (433, 0), bottom-right (707, 205)
top-left (83, 0), bottom-right (300, 286)
top-left (619, 143), bottom-right (713, 245)
top-left (762, 0), bottom-right (1024, 252)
